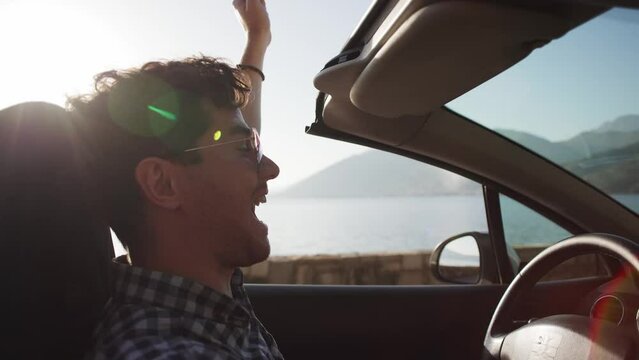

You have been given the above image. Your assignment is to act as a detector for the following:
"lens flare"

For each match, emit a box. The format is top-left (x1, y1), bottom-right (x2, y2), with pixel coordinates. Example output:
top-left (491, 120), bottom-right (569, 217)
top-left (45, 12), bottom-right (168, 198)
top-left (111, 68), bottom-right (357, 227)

top-left (588, 268), bottom-right (627, 353)
top-left (147, 105), bottom-right (177, 122)
top-left (214, 130), bottom-right (222, 141)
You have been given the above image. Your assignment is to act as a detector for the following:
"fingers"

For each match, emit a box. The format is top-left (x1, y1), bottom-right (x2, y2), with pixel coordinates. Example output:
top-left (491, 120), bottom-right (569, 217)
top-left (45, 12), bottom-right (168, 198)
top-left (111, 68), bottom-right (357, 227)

top-left (233, 0), bottom-right (265, 12)
top-left (232, 0), bottom-right (246, 12)
top-left (233, 0), bottom-right (270, 40)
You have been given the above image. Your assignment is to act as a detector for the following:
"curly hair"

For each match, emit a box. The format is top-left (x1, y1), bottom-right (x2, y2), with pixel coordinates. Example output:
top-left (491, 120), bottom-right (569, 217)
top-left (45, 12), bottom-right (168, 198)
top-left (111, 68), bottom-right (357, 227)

top-left (67, 56), bottom-right (251, 249)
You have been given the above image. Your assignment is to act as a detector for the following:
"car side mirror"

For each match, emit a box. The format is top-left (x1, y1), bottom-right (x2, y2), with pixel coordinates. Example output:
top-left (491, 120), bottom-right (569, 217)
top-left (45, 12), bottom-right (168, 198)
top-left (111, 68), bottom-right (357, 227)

top-left (430, 232), bottom-right (499, 284)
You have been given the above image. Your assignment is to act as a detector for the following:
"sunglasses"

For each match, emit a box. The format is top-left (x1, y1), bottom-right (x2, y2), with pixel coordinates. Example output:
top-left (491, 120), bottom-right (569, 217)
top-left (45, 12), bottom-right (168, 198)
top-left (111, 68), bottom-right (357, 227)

top-left (183, 127), bottom-right (263, 164)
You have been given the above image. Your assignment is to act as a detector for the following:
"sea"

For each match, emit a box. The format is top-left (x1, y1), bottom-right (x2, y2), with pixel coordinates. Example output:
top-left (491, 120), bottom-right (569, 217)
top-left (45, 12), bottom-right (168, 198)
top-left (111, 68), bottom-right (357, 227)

top-left (256, 194), bottom-right (639, 257)
top-left (112, 194), bottom-right (638, 257)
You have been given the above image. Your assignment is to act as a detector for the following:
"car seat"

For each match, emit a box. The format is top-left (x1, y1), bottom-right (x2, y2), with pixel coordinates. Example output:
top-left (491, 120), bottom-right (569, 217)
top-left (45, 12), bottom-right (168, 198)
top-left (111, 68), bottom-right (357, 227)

top-left (0, 102), bottom-right (113, 359)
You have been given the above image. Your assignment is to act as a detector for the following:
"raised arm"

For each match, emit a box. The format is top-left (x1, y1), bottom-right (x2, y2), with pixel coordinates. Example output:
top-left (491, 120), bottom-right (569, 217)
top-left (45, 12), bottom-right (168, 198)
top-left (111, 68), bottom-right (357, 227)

top-left (233, 0), bottom-right (271, 133)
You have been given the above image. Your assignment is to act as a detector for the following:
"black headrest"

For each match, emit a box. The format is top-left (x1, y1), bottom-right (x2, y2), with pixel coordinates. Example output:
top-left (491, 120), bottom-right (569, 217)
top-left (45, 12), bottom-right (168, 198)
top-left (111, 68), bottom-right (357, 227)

top-left (0, 102), bottom-right (113, 359)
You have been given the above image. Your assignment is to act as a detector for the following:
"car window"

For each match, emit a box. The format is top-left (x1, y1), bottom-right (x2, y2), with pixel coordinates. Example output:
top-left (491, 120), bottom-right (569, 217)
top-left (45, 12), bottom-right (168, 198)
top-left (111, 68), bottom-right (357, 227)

top-left (500, 194), bottom-right (608, 281)
top-left (241, 149), bottom-right (489, 285)
top-left (448, 8), bottom-right (639, 214)
top-left (500, 194), bottom-right (571, 248)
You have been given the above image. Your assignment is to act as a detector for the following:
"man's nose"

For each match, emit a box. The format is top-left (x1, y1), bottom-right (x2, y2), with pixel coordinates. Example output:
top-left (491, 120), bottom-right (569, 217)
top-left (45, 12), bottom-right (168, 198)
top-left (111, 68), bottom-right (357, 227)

top-left (259, 155), bottom-right (280, 181)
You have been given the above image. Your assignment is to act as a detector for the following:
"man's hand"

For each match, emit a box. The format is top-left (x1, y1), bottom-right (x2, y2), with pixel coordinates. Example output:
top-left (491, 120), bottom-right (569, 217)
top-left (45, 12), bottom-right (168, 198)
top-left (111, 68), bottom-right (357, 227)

top-left (233, 0), bottom-right (271, 49)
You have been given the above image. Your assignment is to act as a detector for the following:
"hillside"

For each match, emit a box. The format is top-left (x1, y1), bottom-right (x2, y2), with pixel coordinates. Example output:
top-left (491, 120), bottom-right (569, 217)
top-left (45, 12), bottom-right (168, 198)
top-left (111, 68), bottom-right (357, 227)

top-left (494, 129), bottom-right (581, 163)
top-left (564, 142), bottom-right (639, 193)
top-left (595, 114), bottom-right (639, 133)
top-left (280, 150), bottom-right (481, 198)
top-left (497, 115), bottom-right (639, 164)
top-left (559, 130), bottom-right (639, 160)
top-left (280, 115), bottom-right (638, 197)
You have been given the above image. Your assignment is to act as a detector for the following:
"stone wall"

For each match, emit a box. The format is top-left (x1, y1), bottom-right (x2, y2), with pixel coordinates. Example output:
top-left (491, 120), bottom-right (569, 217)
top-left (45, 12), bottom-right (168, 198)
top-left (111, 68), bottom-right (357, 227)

top-left (241, 246), bottom-right (608, 285)
top-left (242, 252), bottom-right (435, 285)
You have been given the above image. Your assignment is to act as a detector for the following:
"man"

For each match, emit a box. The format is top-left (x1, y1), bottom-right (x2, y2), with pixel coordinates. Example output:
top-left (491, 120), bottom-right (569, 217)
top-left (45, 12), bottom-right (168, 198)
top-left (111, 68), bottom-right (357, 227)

top-left (69, 1), bottom-right (283, 359)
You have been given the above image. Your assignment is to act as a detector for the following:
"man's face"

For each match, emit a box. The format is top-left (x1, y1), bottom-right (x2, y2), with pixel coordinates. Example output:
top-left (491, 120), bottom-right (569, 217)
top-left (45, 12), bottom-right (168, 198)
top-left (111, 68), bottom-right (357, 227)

top-left (177, 108), bottom-right (279, 267)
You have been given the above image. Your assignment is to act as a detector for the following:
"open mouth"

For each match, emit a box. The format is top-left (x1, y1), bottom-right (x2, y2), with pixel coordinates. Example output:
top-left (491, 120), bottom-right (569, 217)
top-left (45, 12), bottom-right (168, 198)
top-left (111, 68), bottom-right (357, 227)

top-left (253, 194), bottom-right (267, 207)
top-left (251, 194), bottom-right (267, 222)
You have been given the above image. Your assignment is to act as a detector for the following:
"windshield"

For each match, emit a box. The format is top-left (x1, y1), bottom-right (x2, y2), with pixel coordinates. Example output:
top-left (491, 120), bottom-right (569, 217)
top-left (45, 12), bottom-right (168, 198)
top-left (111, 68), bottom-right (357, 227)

top-left (447, 8), bottom-right (639, 214)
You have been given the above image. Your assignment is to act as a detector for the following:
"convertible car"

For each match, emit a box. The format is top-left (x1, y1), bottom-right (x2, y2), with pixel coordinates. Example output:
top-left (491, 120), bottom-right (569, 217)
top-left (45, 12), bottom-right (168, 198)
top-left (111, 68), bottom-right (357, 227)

top-left (1, 0), bottom-right (637, 359)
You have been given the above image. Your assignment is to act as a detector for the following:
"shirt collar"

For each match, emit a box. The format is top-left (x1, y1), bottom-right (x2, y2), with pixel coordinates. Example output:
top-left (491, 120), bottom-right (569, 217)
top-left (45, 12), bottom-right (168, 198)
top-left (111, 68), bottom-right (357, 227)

top-left (110, 261), bottom-right (251, 328)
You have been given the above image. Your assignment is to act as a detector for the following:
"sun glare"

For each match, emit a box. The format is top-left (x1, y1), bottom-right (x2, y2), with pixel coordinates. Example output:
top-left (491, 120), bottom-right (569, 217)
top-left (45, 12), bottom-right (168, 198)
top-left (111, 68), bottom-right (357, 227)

top-left (0, 1), bottom-right (116, 108)
top-left (0, 1), bottom-right (133, 255)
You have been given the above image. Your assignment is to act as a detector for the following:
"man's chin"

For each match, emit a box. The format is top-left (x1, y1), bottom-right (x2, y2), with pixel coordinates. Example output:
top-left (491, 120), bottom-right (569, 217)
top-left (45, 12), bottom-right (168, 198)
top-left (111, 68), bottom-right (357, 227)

top-left (243, 228), bottom-right (271, 266)
top-left (234, 215), bottom-right (271, 266)
top-left (237, 241), bottom-right (270, 268)
top-left (251, 234), bottom-right (271, 263)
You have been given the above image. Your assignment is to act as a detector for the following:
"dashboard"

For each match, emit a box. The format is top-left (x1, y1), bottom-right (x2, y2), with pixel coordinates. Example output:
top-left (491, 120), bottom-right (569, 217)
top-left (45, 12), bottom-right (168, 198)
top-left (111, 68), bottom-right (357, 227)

top-left (581, 270), bottom-right (639, 335)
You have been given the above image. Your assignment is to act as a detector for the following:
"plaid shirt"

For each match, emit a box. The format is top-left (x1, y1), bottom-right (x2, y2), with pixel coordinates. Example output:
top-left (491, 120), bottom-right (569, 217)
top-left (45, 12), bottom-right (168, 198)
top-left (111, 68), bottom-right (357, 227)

top-left (87, 261), bottom-right (284, 360)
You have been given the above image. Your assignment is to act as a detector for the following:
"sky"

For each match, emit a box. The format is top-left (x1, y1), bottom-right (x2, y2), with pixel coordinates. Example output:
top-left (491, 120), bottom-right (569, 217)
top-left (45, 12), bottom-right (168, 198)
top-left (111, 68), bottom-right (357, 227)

top-left (1, 2), bottom-right (637, 190)
top-left (448, 8), bottom-right (639, 142)
top-left (0, 0), bottom-right (373, 190)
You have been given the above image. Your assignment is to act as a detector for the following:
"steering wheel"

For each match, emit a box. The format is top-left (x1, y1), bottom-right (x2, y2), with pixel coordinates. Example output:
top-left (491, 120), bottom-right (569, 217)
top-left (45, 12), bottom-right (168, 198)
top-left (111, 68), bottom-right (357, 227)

top-left (483, 233), bottom-right (639, 360)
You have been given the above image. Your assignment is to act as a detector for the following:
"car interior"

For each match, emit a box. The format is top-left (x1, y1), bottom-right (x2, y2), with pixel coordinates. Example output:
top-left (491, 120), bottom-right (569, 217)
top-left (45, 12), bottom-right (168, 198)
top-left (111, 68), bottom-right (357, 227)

top-left (1, 0), bottom-right (638, 359)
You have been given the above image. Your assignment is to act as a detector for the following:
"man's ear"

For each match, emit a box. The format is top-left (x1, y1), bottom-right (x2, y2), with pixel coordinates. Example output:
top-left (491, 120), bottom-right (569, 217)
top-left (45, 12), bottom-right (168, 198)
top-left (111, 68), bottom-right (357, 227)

top-left (134, 157), bottom-right (181, 210)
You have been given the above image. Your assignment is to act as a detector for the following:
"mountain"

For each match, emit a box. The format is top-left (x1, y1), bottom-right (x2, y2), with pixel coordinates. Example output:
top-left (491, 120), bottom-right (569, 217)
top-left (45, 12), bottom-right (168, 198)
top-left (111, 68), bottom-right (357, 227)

top-left (280, 150), bottom-right (481, 198)
top-left (564, 142), bottom-right (639, 193)
top-left (559, 130), bottom-right (639, 160)
top-left (595, 115), bottom-right (639, 133)
top-left (559, 115), bottom-right (639, 160)
top-left (496, 115), bottom-right (639, 163)
top-left (280, 115), bottom-right (638, 197)
top-left (494, 129), bottom-right (582, 163)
